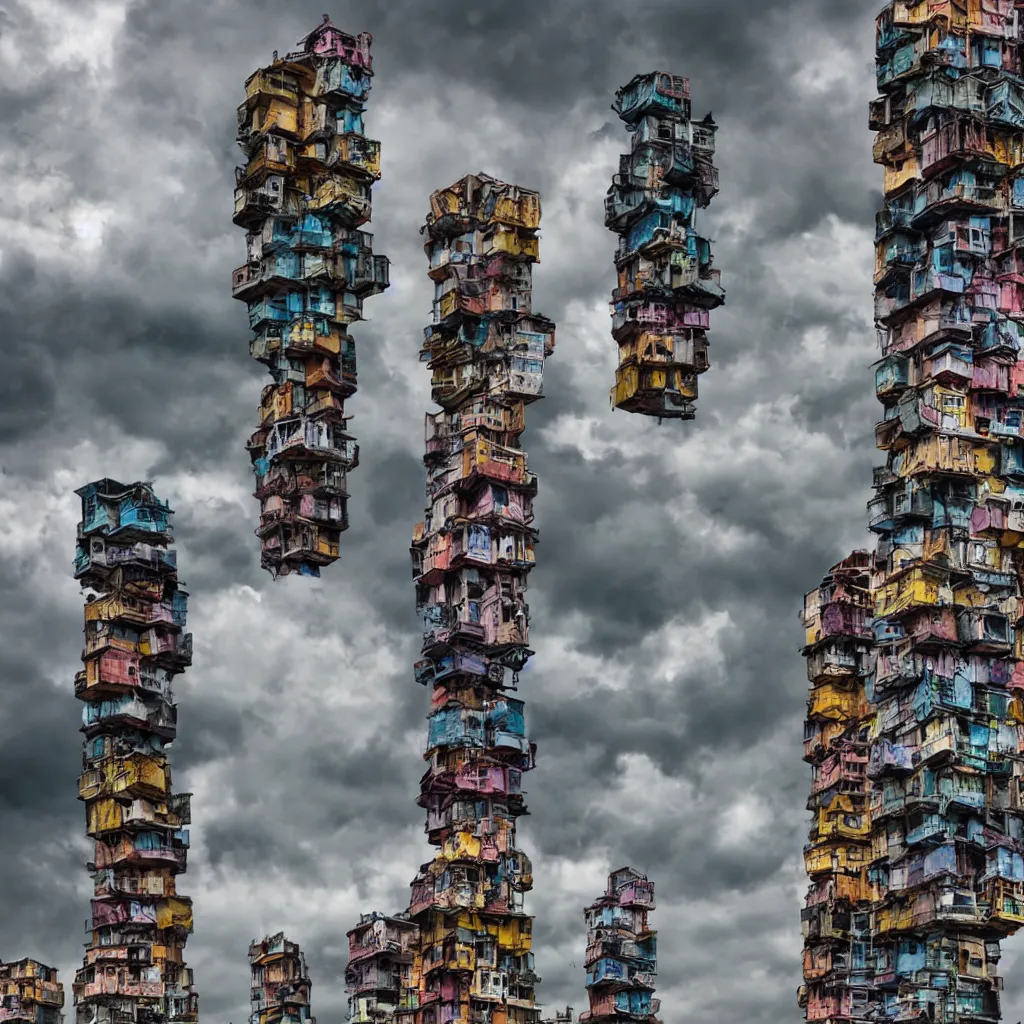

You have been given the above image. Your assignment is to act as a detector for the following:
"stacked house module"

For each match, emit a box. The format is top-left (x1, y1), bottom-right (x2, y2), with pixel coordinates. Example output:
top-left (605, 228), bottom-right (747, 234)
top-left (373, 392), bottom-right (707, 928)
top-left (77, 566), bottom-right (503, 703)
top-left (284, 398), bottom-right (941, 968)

top-left (605, 71), bottom-right (724, 422)
top-left (801, 2), bottom-right (1024, 1021)
top-left (233, 15), bottom-right (390, 578)
top-left (0, 960), bottom-right (64, 1024)
top-left (344, 173), bottom-right (554, 1024)
top-left (249, 933), bottom-right (314, 1024)
top-left (580, 869), bottom-right (660, 1024)
top-left (72, 480), bottom-right (197, 1024)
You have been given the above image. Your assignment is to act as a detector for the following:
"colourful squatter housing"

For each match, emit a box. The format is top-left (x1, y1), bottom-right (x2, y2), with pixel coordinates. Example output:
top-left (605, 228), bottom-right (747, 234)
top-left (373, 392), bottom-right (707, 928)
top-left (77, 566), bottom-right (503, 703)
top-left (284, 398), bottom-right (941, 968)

top-left (605, 71), bottom-right (724, 421)
top-left (581, 870), bottom-right (661, 1024)
top-left (72, 480), bottom-right (197, 1024)
top-left (233, 16), bottom-right (390, 578)
top-left (345, 172), bottom-right (555, 1024)
top-left (0, 961), bottom-right (64, 1024)
top-left (249, 933), bottom-right (315, 1024)
top-left (801, 2), bottom-right (1024, 1021)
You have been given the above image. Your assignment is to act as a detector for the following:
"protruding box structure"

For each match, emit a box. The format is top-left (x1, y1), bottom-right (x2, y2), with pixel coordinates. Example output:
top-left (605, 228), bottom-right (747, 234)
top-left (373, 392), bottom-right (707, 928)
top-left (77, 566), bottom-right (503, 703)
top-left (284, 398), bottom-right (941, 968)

top-left (344, 172), bottom-right (554, 1024)
top-left (249, 934), bottom-right (314, 1024)
top-left (72, 479), bottom-right (197, 1024)
top-left (0, 960), bottom-right (64, 1024)
top-left (605, 72), bottom-right (723, 421)
top-left (799, 3), bottom-right (1024, 1021)
top-left (581, 869), bottom-right (660, 1024)
top-left (233, 16), bottom-right (389, 578)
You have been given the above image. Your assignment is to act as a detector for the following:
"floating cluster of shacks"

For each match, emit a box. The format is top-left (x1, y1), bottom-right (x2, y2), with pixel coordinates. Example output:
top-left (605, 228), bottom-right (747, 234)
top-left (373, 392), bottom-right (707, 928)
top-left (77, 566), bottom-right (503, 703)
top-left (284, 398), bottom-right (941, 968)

top-left (232, 16), bottom-right (389, 578)
top-left (604, 71), bottom-right (724, 421)
top-left (801, 2), bottom-right (1024, 1021)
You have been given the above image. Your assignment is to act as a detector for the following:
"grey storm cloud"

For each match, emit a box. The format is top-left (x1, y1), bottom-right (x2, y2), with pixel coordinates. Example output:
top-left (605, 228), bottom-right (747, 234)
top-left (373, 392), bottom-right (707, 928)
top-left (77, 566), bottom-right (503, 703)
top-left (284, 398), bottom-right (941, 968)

top-left (3, 1), bottom-right (996, 1023)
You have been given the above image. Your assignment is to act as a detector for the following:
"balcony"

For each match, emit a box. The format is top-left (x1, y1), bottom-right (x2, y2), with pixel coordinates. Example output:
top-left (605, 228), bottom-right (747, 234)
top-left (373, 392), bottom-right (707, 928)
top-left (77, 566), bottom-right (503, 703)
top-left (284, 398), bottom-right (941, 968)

top-left (233, 261), bottom-right (291, 301)
top-left (232, 184), bottom-right (285, 228)
top-left (917, 180), bottom-right (1001, 223)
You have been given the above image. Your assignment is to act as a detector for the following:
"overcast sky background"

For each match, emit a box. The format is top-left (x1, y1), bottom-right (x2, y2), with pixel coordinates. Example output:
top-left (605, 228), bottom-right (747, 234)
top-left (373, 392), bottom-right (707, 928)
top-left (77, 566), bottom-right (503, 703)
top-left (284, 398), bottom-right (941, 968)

top-left (0, 0), bottom-right (992, 1021)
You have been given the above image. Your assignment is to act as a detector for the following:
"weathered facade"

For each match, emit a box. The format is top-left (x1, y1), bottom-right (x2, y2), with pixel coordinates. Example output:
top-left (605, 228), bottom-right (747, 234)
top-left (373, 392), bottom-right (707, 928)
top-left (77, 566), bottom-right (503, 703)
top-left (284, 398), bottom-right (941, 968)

top-left (800, 3), bottom-right (1024, 1020)
top-left (345, 913), bottom-right (418, 1024)
top-left (580, 870), bottom-right (660, 1024)
top-left (605, 72), bottom-right (723, 421)
top-left (72, 479), bottom-right (197, 1024)
top-left (233, 16), bottom-right (389, 578)
top-left (345, 173), bottom-right (554, 1024)
top-left (0, 960), bottom-right (64, 1024)
top-left (249, 933), bottom-right (314, 1024)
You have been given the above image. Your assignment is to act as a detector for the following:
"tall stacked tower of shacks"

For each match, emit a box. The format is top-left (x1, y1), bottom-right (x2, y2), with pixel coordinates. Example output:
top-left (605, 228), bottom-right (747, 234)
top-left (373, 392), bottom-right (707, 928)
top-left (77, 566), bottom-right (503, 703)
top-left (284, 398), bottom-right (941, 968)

top-left (404, 171), bottom-right (554, 1024)
top-left (71, 480), bottom-right (197, 1024)
top-left (249, 934), bottom-right (315, 1024)
top-left (580, 869), bottom-right (660, 1024)
top-left (344, 172), bottom-right (554, 1024)
top-left (604, 72), bottom-right (724, 422)
top-left (233, 15), bottom-right (389, 578)
top-left (802, 2), bottom-right (1024, 1020)
top-left (799, 554), bottom-right (878, 1021)
top-left (0, 961), bottom-right (64, 1024)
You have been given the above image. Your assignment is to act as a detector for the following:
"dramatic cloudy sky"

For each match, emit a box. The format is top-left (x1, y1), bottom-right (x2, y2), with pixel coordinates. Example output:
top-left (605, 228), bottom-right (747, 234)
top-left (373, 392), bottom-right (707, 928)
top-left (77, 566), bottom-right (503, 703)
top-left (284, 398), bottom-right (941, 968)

top-left (6, 0), bottom-right (1007, 1021)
